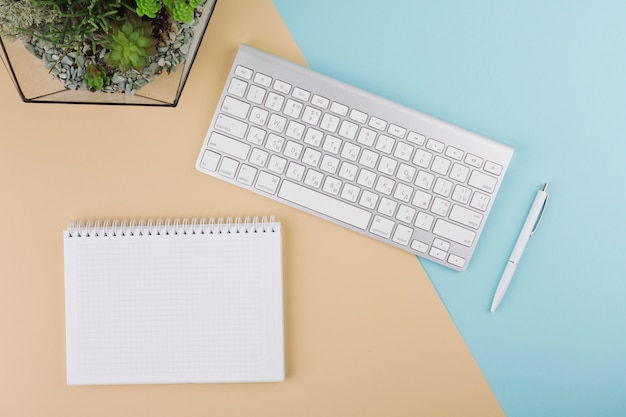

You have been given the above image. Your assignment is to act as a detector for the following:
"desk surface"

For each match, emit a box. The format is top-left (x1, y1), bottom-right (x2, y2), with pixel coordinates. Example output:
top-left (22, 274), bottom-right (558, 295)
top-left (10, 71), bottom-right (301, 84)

top-left (2, 1), bottom-right (625, 416)
top-left (0, 0), bottom-right (501, 416)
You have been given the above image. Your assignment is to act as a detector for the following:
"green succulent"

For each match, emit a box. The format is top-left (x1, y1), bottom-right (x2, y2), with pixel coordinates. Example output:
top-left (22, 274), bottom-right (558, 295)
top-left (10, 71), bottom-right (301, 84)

top-left (83, 64), bottom-right (110, 91)
top-left (162, 0), bottom-right (203, 24)
top-left (103, 15), bottom-right (157, 72)
top-left (135, 0), bottom-right (161, 19)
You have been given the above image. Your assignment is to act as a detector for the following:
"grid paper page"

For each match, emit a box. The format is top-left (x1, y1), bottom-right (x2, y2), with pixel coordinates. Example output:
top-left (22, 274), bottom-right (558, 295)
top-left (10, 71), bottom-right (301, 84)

top-left (63, 224), bottom-right (283, 385)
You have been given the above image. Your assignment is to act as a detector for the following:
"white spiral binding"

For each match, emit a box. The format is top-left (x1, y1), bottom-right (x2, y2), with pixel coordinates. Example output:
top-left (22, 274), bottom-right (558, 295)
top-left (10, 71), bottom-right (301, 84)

top-left (66, 216), bottom-right (277, 237)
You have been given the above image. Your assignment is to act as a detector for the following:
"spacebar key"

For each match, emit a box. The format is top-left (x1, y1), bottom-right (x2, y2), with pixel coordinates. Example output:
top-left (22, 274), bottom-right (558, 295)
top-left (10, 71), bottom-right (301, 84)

top-left (278, 180), bottom-right (372, 229)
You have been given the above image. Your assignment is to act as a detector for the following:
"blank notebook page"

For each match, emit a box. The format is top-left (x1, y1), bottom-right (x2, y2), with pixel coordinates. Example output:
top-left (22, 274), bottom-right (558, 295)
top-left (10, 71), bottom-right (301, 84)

top-left (63, 219), bottom-right (284, 385)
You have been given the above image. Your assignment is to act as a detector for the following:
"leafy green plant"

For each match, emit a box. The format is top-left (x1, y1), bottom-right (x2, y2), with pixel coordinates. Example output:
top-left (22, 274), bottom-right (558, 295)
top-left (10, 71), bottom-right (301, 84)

top-left (83, 64), bottom-right (110, 91)
top-left (0, 0), bottom-right (59, 39)
top-left (103, 14), bottom-right (156, 71)
top-left (135, 0), bottom-right (203, 24)
top-left (135, 0), bottom-right (161, 19)
top-left (27, 0), bottom-right (129, 49)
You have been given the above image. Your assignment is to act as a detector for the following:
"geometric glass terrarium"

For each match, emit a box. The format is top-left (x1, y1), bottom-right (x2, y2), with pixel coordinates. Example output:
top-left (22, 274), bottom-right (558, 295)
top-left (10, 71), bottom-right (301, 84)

top-left (0, 0), bottom-right (217, 106)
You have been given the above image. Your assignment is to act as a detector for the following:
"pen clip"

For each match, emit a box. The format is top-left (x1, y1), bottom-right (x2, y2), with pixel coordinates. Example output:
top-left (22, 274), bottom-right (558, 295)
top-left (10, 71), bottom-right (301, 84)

top-left (530, 185), bottom-right (549, 236)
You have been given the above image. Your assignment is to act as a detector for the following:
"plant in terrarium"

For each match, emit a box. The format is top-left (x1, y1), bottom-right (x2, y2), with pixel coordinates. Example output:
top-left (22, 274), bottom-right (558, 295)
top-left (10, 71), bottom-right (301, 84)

top-left (0, 0), bottom-right (208, 94)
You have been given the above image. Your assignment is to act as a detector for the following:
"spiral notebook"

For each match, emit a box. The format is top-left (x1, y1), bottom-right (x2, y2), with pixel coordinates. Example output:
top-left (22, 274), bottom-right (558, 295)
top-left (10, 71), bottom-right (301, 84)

top-left (63, 216), bottom-right (284, 385)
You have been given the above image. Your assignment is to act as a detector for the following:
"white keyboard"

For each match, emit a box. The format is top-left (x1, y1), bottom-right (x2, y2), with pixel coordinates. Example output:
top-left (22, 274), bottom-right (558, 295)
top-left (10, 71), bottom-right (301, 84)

top-left (196, 44), bottom-right (514, 271)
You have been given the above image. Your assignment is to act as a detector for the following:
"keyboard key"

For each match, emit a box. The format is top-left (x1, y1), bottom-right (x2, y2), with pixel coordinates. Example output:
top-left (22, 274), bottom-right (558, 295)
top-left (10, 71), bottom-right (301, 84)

top-left (330, 102), bottom-right (349, 116)
top-left (273, 79), bottom-right (291, 94)
top-left (236, 164), bottom-right (257, 185)
top-left (249, 107), bottom-right (269, 126)
top-left (432, 238), bottom-right (451, 251)
top-left (426, 138), bottom-right (445, 153)
top-left (265, 133), bottom-right (285, 152)
top-left (470, 192), bottom-right (491, 211)
top-left (432, 219), bottom-right (475, 247)
top-left (430, 197), bottom-right (451, 217)
top-left (322, 177), bottom-right (342, 195)
top-left (374, 176), bottom-right (395, 195)
top-left (302, 148), bottom-right (322, 167)
top-left (303, 128), bottom-right (323, 147)
top-left (411, 240), bottom-right (428, 253)
top-left (320, 155), bottom-right (340, 174)
top-left (249, 148), bottom-right (269, 167)
top-left (221, 96), bottom-right (250, 119)
top-left (279, 180), bottom-right (372, 229)
top-left (388, 124), bottom-right (406, 138)
top-left (341, 142), bottom-right (360, 161)
top-left (433, 178), bottom-right (453, 197)
top-left (447, 254), bottom-right (466, 268)
top-left (415, 170), bottom-right (435, 190)
top-left (445, 146), bottom-right (464, 160)
top-left (406, 131), bottom-right (426, 145)
top-left (396, 204), bottom-right (416, 224)
top-left (284, 140), bottom-right (303, 160)
top-left (413, 149), bottom-right (433, 168)
top-left (484, 160), bottom-right (503, 175)
top-left (338, 120), bottom-right (358, 140)
top-left (320, 113), bottom-right (340, 133)
top-left (266, 92), bottom-right (285, 112)
top-left (218, 157), bottom-right (238, 178)
top-left (375, 135), bottom-right (395, 154)
top-left (451, 184), bottom-right (472, 204)
top-left (431, 156), bottom-right (451, 176)
top-left (304, 169), bottom-right (323, 188)
top-left (255, 171), bottom-right (280, 194)
top-left (340, 183), bottom-right (360, 202)
top-left (227, 78), bottom-right (247, 97)
top-left (465, 153), bottom-right (483, 168)
top-left (285, 161), bottom-right (305, 181)
top-left (234, 65), bottom-right (252, 79)
top-left (311, 94), bottom-right (330, 109)
top-left (207, 132), bottom-right (250, 159)
top-left (322, 135), bottom-right (342, 154)
top-left (302, 106), bottom-right (322, 125)
top-left (370, 215), bottom-right (395, 239)
top-left (246, 85), bottom-right (266, 104)
top-left (292, 87), bottom-right (310, 101)
top-left (394, 142), bottom-right (415, 162)
top-left (338, 162), bottom-right (358, 181)
top-left (359, 149), bottom-right (379, 168)
top-left (254, 72), bottom-right (272, 86)
top-left (415, 212), bottom-right (434, 231)
top-left (377, 197), bottom-right (397, 216)
top-left (283, 99), bottom-right (303, 118)
top-left (369, 116), bottom-right (387, 131)
top-left (449, 204), bottom-right (483, 229)
top-left (396, 163), bottom-right (416, 183)
top-left (412, 189), bottom-right (432, 209)
top-left (357, 169), bottom-right (377, 188)
top-left (429, 246), bottom-right (447, 260)
top-left (285, 120), bottom-right (305, 140)
top-left (267, 154), bottom-right (287, 174)
top-left (392, 224), bottom-right (413, 246)
top-left (214, 114), bottom-right (247, 138)
top-left (267, 114), bottom-right (287, 133)
top-left (359, 190), bottom-right (378, 209)
top-left (356, 127), bottom-right (376, 147)
top-left (468, 170), bottom-right (497, 193)
top-left (199, 149), bottom-right (220, 172)
top-left (349, 109), bottom-right (368, 123)
top-left (449, 163), bottom-right (470, 182)
top-left (394, 183), bottom-right (414, 203)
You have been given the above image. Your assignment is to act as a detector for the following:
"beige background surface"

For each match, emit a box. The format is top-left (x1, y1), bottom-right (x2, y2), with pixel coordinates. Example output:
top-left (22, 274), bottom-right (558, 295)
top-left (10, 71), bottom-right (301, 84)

top-left (0, 0), bottom-right (504, 415)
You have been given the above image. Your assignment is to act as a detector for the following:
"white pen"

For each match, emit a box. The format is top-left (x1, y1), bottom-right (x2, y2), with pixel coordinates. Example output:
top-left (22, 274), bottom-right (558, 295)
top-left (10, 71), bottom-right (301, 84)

top-left (490, 183), bottom-right (549, 312)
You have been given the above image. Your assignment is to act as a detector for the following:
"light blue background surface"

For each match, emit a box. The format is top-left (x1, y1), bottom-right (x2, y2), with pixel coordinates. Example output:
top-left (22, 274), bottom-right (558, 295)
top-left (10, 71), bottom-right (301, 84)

top-left (272, 1), bottom-right (626, 416)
